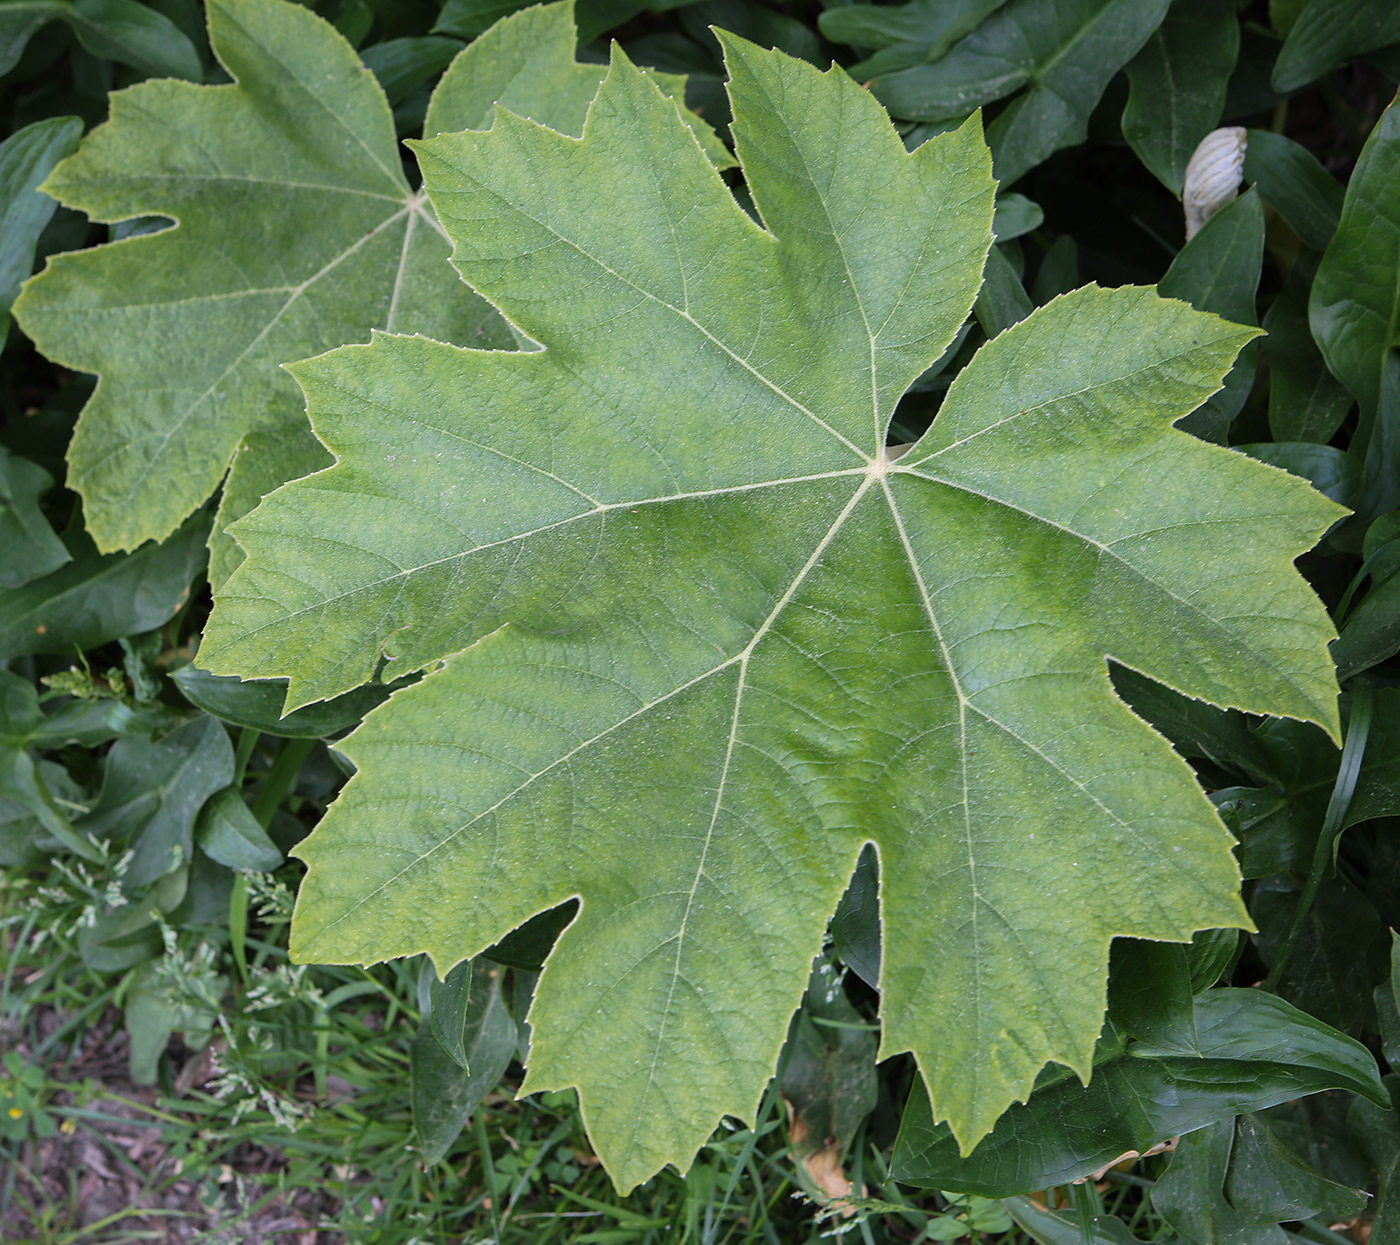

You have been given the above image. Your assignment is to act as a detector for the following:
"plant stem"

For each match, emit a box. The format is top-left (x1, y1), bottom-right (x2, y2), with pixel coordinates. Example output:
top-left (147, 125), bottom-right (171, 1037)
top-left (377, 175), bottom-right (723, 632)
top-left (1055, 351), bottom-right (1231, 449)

top-left (251, 737), bottom-right (316, 830)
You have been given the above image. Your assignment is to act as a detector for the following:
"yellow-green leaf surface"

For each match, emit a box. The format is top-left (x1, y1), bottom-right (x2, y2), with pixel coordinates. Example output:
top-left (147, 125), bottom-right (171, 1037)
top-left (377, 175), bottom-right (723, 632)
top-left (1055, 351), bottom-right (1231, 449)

top-left (201, 39), bottom-right (1343, 1191)
top-left (11, 0), bottom-right (725, 575)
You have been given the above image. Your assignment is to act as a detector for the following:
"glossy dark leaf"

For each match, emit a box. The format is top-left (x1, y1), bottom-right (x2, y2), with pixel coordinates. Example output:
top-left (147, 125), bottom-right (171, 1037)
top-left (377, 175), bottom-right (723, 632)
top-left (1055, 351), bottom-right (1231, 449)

top-left (0, 514), bottom-right (208, 660)
top-left (891, 989), bottom-right (1386, 1197)
top-left (359, 36), bottom-right (464, 107)
top-left (991, 192), bottom-right (1042, 241)
top-left (1262, 249), bottom-right (1354, 444)
top-left (1107, 938), bottom-right (1196, 1049)
top-left (819, 0), bottom-right (1011, 80)
top-left (1158, 188), bottom-right (1264, 441)
top-left (1243, 129), bottom-right (1344, 251)
top-left (1251, 875), bottom-right (1381, 1036)
top-left (1310, 96), bottom-right (1400, 434)
top-left (417, 956), bottom-right (474, 1070)
top-left (1110, 666), bottom-right (1279, 783)
top-left (1224, 1113), bottom-right (1368, 1225)
top-left (780, 961), bottom-right (878, 1156)
top-left (0, 446), bottom-right (68, 589)
top-left (411, 961), bottom-right (516, 1164)
top-left (482, 902), bottom-right (577, 973)
top-left (1004, 1196), bottom-right (1150, 1244)
top-left (195, 787), bottom-right (283, 872)
top-left (829, 845), bottom-right (880, 989)
top-left (171, 664), bottom-right (402, 740)
top-left (0, 0), bottom-right (203, 80)
top-left (0, 115), bottom-right (82, 329)
top-left (1273, 0), bottom-right (1400, 91)
top-left (1122, 0), bottom-right (1238, 194)
top-left (1152, 1121), bottom-right (1285, 1245)
top-left (870, 0), bottom-right (1170, 185)
top-left (77, 715), bottom-right (234, 891)
top-left (973, 244), bottom-right (1032, 335)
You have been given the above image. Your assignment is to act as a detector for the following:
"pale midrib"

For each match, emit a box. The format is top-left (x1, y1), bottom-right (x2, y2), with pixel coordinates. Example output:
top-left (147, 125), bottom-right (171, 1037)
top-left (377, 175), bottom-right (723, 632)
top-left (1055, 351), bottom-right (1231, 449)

top-left (878, 474), bottom-right (982, 1103)
top-left (308, 472), bottom-right (878, 944)
top-left (630, 473), bottom-right (878, 1124)
top-left (225, 9), bottom-right (406, 193)
top-left (222, 467), bottom-right (869, 646)
top-left (91, 174), bottom-right (405, 200)
top-left (902, 463), bottom-right (1305, 697)
top-left (878, 473), bottom-right (1206, 1109)
top-left (905, 336), bottom-right (1226, 467)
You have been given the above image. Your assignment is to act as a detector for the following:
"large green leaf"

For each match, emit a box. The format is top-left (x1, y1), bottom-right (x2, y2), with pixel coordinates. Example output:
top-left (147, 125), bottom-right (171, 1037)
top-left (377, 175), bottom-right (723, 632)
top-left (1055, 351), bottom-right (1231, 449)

top-left (201, 39), bottom-right (1341, 1191)
top-left (869, 0), bottom-right (1171, 186)
top-left (892, 990), bottom-right (1386, 1197)
top-left (12, 0), bottom-right (725, 569)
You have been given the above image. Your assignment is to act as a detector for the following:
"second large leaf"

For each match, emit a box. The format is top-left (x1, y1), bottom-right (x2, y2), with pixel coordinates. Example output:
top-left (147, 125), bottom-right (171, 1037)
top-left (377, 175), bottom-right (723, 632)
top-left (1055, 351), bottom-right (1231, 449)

top-left (201, 39), bottom-right (1343, 1192)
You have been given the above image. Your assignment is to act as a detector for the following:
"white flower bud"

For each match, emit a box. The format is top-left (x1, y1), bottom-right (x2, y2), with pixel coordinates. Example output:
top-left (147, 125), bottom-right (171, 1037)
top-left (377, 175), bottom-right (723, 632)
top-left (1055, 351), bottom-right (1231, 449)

top-left (1183, 127), bottom-right (1247, 240)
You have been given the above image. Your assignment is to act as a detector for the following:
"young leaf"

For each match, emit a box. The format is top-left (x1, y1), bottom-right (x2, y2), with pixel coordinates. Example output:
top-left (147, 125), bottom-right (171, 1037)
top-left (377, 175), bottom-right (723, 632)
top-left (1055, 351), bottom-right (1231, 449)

top-left (12, 0), bottom-right (724, 565)
top-left (202, 39), bottom-right (1342, 1191)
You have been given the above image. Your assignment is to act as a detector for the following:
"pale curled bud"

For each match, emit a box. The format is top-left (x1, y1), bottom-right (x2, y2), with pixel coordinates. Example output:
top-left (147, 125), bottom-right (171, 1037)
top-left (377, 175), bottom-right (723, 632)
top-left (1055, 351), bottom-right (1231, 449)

top-left (1183, 127), bottom-right (1247, 240)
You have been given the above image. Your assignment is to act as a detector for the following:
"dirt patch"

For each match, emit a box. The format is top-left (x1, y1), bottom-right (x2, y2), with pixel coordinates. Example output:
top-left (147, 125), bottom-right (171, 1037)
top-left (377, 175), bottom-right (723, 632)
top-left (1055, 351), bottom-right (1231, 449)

top-left (3, 1005), bottom-right (339, 1244)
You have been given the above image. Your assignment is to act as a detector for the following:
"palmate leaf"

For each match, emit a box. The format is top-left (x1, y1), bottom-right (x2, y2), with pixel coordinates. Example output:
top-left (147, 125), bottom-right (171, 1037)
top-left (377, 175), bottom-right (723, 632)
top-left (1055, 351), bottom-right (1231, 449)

top-left (11, 0), bottom-right (726, 579)
top-left (201, 39), bottom-right (1343, 1190)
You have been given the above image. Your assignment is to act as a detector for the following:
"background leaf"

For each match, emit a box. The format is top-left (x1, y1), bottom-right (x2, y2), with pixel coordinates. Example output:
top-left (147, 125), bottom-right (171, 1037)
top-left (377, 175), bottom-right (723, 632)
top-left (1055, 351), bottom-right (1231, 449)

top-left (891, 990), bottom-right (1386, 1197)
top-left (1122, 0), bottom-right (1239, 195)
top-left (0, 114), bottom-right (81, 330)
top-left (0, 513), bottom-right (208, 660)
top-left (1272, 0), bottom-right (1400, 92)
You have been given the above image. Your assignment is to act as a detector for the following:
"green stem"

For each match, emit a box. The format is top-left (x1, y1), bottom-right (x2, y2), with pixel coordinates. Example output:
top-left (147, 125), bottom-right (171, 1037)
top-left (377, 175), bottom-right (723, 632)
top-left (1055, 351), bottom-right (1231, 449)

top-left (1264, 682), bottom-right (1373, 991)
top-left (232, 726), bottom-right (260, 788)
top-left (250, 737), bottom-right (315, 829)
top-left (229, 872), bottom-right (249, 988)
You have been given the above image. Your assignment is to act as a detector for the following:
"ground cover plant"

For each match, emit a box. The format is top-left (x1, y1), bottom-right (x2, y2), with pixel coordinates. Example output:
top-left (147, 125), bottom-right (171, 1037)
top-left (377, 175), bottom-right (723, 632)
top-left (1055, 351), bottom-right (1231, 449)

top-left (1, 0), bottom-right (1399, 1240)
